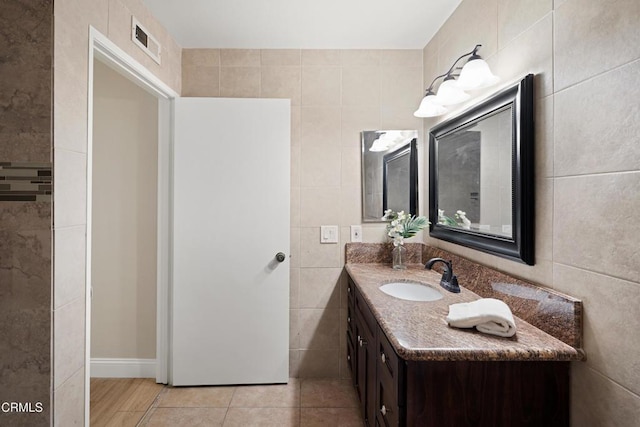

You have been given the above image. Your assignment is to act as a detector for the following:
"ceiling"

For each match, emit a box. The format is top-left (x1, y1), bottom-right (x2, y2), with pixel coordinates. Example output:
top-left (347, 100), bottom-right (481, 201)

top-left (142, 0), bottom-right (462, 49)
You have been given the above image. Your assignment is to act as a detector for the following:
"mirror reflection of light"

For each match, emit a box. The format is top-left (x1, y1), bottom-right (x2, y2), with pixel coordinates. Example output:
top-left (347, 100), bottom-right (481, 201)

top-left (369, 130), bottom-right (418, 152)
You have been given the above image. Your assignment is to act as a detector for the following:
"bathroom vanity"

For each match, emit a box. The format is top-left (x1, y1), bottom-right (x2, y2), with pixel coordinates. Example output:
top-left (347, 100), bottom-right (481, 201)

top-left (344, 246), bottom-right (583, 427)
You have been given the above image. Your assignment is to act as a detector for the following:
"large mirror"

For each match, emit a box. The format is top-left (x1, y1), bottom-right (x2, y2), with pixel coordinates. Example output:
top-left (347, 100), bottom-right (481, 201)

top-left (361, 130), bottom-right (418, 222)
top-left (429, 74), bottom-right (534, 264)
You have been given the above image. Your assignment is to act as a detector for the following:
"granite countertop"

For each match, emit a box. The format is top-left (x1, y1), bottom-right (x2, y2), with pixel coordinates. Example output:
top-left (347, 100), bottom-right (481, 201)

top-left (346, 263), bottom-right (581, 362)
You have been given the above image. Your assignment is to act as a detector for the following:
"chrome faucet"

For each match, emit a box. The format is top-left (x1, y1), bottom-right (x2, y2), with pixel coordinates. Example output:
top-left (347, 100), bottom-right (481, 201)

top-left (425, 258), bottom-right (460, 293)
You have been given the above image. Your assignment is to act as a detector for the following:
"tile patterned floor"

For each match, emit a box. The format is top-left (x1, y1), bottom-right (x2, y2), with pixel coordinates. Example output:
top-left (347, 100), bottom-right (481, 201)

top-left (138, 378), bottom-right (363, 426)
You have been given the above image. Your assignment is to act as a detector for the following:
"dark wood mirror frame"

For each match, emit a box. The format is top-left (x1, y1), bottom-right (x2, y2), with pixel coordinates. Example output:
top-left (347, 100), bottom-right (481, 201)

top-left (428, 74), bottom-right (535, 265)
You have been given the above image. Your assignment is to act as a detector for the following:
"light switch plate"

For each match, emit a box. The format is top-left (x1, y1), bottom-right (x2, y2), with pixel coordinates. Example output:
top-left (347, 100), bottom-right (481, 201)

top-left (320, 225), bottom-right (339, 244)
top-left (350, 225), bottom-right (363, 242)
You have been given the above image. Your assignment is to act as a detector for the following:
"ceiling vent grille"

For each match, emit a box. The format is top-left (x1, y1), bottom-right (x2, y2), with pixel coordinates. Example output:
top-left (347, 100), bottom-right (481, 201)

top-left (131, 17), bottom-right (161, 65)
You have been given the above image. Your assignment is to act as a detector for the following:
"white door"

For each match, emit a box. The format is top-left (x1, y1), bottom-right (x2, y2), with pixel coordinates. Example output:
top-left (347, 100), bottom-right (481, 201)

top-left (171, 98), bottom-right (290, 386)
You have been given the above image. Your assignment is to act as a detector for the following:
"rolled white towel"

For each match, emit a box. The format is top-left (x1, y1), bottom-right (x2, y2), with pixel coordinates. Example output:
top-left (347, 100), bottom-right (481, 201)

top-left (446, 298), bottom-right (516, 338)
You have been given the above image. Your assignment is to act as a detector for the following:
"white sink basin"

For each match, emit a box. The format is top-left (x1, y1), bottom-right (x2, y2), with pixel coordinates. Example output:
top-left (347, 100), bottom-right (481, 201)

top-left (379, 281), bottom-right (443, 302)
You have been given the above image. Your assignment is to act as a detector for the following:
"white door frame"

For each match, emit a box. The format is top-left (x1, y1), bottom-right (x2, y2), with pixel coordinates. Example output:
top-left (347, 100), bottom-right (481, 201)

top-left (86, 26), bottom-right (176, 423)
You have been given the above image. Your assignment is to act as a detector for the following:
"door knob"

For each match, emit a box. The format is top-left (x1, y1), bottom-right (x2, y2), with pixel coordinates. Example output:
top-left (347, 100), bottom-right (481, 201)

top-left (275, 252), bottom-right (286, 262)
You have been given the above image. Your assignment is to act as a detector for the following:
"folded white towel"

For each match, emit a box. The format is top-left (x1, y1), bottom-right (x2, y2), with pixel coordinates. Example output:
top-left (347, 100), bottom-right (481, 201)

top-left (446, 298), bottom-right (517, 337)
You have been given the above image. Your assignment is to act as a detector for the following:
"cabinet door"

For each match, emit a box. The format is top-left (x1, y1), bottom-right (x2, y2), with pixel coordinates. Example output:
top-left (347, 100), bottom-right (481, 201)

top-left (356, 307), bottom-right (376, 426)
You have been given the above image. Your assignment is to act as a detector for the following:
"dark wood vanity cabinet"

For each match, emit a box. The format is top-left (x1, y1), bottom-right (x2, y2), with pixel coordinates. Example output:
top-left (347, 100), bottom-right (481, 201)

top-left (348, 279), bottom-right (405, 426)
top-left (346, 278), bottom-right (570, 427)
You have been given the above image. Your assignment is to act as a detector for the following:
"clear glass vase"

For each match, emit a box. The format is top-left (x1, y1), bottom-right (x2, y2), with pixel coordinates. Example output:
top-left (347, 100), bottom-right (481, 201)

top-left (392, 244), bottom-right (407, 270)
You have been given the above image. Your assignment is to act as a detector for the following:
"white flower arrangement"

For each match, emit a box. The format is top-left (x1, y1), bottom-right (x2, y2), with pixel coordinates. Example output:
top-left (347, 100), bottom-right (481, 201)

top-left (381, 209), bottom-right (430, 246)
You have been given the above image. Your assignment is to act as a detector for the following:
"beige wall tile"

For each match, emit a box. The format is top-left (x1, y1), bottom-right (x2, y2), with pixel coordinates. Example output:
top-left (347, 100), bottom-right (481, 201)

top-left (341, 145), bottom-right (362, 189)
top-left (341, 50), bottom-right (381, 66)
top-left (298, 309), bottom-right (340, 349)
top-left (340, 107), bottom-right (380, 147)
top-left (554, 0), bottom-right (640, 91)
top-left (182, 49), bottom-right (220, 67)
top-left (302, 50), bottom-right (341, 66)
top-left (554, 59), bottom-right (640, 177)
top-left (289, 350), bottom-right (301, 377)
top-left (341, 67), bottom-right (380, 107)
top-left (554, 173), bottom-right (640, 284)
top-left (301, 67), bottom-right (341, 106)
top-left (54, 22), bottom-right (88, 153)
top-left (290, 227), bottom-right (301, 268)
top-left (492, 13), bottom-right (553, 99)
top-left (220, 49), bottom-right (261, 67)
top-left (291, 106), bottom-right (301, 146)
top-left (380, 66), bottom-right (423, 108)
top-left (290, 268), bottom-right (300, 309)
top-left (534, 177), bottom-right (553, 262)
top-left (300, 187), bottom-right (341, 225)
top-left (437, 0), bottom-right (498, 69)
top-left (300, 228), bottom-right (340, 268)
top-left (219, 67), bottom-right (260, 98)
top-left (554, 264), bottom-right (640, 394)
top-left (291, 144), bottom-right (301, 188)
top-left (181, 65), bottom-right (220, 97)
top-left (290, 309), bottom-right (300, 349)
top-left (498, 0), bottom-right (552, 49)
top-left (291, 186), bottom-right (301, 227)
top-left (53, 368), bottom-right (84, 426)
top-left (54, 298), bottom-right (85, 389)
top-left (300, 144), bottom-right (341, 187)
top-left (339, 227), bottom-right (350, 266)
top-left (380, 105), bottom-right (423, 130)
top-left (571, 363), bottom-right (640, 427)
top-left (298, 349), bottom-right (340, 378)
top-left (300, 107), bottom-right (341, 147)
top-left (261, 49), bottom-right (301, 66)
top-left (261, 66), bottom-right (301, 105)
top-left (381, 49), bottom-right (422, 67)
top-left (340, 186), bottom-right (362, 226)
top-left (53, 226), bottom-right (86, 310)
top-left (536, 95), bottom-right (554, 178)
top-left (422, 37), bottom-right (439, 88)
top-left (299, 268), bottom-right (341, 309)
top-left (54, 149), bottom-right (87, 228)
top-left (362, 223), bottom-right (387, 243)
top-left (107, 0), bottom-right (181, 94)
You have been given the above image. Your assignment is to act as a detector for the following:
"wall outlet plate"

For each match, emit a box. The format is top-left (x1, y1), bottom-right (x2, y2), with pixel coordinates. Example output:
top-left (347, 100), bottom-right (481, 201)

top-left (320, 225), bottom-right (339, 243)
top-left (350, 225), bottom-right (363, 242)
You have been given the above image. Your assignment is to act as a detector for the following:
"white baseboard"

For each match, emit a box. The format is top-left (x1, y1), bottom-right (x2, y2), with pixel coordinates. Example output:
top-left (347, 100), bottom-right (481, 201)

top-left (90, 358), bottom-right (156, 378)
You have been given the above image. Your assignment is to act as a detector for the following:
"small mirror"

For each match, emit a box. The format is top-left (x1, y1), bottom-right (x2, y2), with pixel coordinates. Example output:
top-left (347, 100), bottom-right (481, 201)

top-left (361, 130), bottom-right (418, 222)
top-left (429, 75), bottom-right (534, 264)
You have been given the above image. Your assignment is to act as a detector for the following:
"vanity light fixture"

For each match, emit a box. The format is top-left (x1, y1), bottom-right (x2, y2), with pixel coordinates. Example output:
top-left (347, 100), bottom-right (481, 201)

top-left (414, 44), bottom-right (499, 118)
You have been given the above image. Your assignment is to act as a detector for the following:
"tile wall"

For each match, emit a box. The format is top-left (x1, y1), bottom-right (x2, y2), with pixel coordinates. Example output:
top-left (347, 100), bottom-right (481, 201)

top-left (0, 1), bottom-right (52, 426)
top-left (53, 0), bottom-right (181, 424)
top-left (183, 48), bottom-right (425, 378)
top-left (422, 0), bottom-right (640, 424)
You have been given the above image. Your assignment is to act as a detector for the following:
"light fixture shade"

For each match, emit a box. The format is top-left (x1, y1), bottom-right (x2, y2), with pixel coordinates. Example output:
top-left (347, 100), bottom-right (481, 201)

top-left (369, 139), bottom-right (388, 152)
top-left (436, 79), bottom-right (470, 106)
top-left (457, 58), bottom-right (500, 90)
top-left (414, 94), bottom-right (447, 117)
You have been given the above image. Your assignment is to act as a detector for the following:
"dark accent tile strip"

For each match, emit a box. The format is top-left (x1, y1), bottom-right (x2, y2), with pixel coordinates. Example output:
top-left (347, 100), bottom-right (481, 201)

top-left (0, 162), bottom-right (52, 202)
top-left (0, 195), bottom-right (37, 201)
